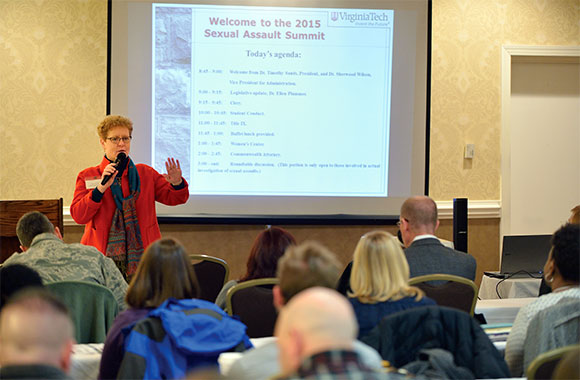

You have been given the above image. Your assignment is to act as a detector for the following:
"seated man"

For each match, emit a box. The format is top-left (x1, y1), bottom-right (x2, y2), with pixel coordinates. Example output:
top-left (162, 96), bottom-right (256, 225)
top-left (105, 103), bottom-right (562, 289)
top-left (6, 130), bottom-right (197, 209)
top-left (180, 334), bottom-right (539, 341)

top-left (0, 288), bottom-right (75, 380)
top-left (399, 196), bottom-right (476, 280)
top-left (275, 287), bottom-right (389, 380)
top-left (226, 241), bottom-right (382, 380)
top-left (4, 211), bottom-right (128, 309)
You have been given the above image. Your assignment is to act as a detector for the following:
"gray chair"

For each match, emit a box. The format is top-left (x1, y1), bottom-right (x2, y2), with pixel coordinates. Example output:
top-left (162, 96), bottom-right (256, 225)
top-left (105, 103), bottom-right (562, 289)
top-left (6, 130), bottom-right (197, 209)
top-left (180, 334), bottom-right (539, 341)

top-left (226, 278), bottom-right (279, 338)
top-left (46, 281), bottom-right (119, 343)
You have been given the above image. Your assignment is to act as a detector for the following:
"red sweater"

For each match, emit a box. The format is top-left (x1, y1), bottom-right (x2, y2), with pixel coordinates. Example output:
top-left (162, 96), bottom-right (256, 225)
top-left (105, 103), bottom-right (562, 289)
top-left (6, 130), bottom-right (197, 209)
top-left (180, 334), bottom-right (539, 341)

top-left (71, 157), bottom-right (189, 254)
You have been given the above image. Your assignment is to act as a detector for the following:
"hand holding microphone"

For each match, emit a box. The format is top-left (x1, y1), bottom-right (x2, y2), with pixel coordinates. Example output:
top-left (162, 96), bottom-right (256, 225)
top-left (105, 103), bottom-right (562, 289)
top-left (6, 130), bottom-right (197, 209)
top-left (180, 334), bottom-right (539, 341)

top-left (97, 153), bottom-right (127, 192)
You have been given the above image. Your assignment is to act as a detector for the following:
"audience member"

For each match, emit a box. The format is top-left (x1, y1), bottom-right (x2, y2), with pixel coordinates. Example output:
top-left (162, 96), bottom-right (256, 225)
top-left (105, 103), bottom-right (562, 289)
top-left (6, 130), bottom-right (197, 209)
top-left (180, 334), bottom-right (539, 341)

top-left (0, 264), bottom-right (43, 310)
top-left (275, 287), bottom-right (390, 380)
top-left (399, 196), bottom-right (476, 280)
top-left (0, 288), bottom-right (75, 380)
top-left (505, 223), bottom-right (580, 376)
top-left (226, 241), bottom-right (383, 379)
top-left (336, 232), bottom-right (405, 296)
top-left (3, 211), bottom-right (128, 310)
top-left (348, 231), bottom-right (436, 338)
top-left (98, 238), bottom-right (200, 380)
top-left (215, 226), bottom-right (296, 309)
top-left (539, 204), bottom-right (580, 295)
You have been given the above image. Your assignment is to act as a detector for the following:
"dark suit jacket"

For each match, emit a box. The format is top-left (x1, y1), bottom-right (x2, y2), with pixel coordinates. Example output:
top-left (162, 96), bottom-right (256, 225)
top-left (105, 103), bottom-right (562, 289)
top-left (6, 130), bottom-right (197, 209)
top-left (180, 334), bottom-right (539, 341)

top-left (405, 237), bottom-right (476, 281)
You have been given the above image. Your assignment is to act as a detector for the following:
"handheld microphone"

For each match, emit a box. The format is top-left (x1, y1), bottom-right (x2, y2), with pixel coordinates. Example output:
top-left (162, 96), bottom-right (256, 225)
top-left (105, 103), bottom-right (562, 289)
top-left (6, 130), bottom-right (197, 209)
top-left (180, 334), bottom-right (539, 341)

top-left (101, 152), bottom-right (127, 185)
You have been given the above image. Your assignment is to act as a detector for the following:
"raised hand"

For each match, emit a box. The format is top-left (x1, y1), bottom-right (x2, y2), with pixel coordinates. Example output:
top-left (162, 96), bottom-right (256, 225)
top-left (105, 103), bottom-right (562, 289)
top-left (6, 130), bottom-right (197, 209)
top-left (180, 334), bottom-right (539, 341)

top-left (163, 157), bottom-right (183, 186)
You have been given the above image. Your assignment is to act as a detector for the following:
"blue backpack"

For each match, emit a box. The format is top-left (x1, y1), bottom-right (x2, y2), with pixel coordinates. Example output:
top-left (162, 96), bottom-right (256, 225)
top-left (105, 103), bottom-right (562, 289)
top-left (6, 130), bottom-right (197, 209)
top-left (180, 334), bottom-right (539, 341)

top-left (117, 298), bottom-right (252, 379)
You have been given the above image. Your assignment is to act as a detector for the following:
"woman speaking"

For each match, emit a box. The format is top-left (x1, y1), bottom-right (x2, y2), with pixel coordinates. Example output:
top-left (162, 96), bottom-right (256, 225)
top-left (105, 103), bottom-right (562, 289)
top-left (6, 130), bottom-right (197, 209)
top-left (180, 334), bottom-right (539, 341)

top-left (71, 115), bottom-right (189, 277)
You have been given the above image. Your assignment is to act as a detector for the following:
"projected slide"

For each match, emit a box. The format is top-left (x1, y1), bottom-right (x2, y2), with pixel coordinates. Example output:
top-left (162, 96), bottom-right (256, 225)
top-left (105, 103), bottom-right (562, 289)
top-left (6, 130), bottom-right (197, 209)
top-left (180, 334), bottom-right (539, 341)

top-left (152, 4), bottom-right (394, 197)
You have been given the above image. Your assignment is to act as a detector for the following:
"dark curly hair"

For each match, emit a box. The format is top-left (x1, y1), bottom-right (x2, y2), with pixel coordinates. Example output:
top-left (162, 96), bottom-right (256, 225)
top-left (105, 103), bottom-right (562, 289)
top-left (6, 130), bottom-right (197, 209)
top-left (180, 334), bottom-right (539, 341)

top-left (551, 223), bottom-right (580, 283)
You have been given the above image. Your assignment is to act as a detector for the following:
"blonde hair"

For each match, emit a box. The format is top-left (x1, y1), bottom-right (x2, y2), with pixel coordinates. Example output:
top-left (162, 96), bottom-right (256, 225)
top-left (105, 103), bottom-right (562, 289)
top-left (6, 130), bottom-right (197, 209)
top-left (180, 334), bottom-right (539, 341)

top-left (97, 115), bottom-right (133, 140)
top-left (349, 230), bottom-right (423, 304)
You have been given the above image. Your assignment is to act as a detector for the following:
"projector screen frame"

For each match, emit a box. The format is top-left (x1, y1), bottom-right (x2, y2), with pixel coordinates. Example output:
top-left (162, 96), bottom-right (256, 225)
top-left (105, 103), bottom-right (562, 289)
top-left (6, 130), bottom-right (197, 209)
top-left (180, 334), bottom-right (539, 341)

top-left (106, 0), bottom-right (432, 224)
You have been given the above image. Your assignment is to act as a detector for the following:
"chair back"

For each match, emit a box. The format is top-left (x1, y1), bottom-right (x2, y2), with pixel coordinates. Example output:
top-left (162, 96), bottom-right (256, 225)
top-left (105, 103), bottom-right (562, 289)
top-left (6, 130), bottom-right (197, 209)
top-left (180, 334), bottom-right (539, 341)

top-left (226, 278), bottom-right (279, 338)
top-left (46, 281), bottom-right (119, 343)
top-left (408, 274), bottom-right (478, 315)
top-left (0, 199), bottom-right (63, 263)
top-left (191, 254), bottom-right (229, 302)
top-left (526, 344), bottom-right (580, 380)
top-left (523, 297), bottom-right (580, 372)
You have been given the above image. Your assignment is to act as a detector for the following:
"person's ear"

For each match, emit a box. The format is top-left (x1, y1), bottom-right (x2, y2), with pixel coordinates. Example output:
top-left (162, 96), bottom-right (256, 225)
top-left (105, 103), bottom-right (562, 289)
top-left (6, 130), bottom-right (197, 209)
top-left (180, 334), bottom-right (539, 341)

top-left (543, 256), bottom-right (555, 281)
top-left (54, 226), bottom-right (63, 240)
top-left (60, 339), bottom-right (74, 373)
top-left (435, 219), bottom-right (440, 232)
top-left (273, 285), bottom-right (286, 311)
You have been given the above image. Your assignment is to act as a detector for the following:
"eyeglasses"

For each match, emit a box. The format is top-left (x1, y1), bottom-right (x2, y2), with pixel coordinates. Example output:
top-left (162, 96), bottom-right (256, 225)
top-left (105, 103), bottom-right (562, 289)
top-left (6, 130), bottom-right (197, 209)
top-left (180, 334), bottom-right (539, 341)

top-left (397, 218), bottom-right (409, 227)
top-left (106, 136), bottom-right (132, 144)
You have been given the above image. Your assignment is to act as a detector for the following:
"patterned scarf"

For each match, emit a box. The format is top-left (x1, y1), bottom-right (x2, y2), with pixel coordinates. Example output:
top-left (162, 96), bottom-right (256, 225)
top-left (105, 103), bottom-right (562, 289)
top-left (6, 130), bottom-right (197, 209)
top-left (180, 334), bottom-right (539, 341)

top-left (106, 158), bottom-right (144, 279)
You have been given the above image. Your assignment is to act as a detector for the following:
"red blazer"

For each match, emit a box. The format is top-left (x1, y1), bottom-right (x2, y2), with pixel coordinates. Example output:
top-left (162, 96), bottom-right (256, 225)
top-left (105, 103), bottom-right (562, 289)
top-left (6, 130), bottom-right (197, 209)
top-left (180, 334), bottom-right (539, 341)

top-left (71, 157), bottom-right (189, 254)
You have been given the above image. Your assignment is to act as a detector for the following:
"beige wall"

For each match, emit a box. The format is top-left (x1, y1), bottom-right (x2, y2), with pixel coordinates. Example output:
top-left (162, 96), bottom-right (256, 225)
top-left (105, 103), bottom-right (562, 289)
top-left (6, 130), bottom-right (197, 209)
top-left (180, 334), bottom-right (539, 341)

top-left (1, 0), bottom-right (578, 280)
top-left (1, 0), bottom-right (578, 203)
top-left (429, 0), bottom-right (579, 200)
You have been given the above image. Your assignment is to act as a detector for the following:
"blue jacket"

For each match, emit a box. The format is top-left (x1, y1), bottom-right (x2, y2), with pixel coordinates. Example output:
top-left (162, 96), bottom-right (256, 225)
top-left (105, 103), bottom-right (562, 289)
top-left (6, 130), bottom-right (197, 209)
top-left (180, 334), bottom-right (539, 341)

top-left (117, 298), bottom-right (252, 379)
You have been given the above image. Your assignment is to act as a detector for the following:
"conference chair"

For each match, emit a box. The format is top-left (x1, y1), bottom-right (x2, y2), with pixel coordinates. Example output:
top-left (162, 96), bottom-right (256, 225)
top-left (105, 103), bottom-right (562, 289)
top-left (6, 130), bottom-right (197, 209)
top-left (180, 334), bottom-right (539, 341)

top-left (46, 281), bottom-right (119, 344)
top-left (190, 254), bottom-right (229, 302)
top-left (361, 305), bottom-right (510, 379)
top-left (226, 278), bottom-right (279, 338)
top-left (408, 274), bottom-right (478, 316)
top-left (526, 344), bottom-right (580, 380)
top-left (523, 297), bottom-right (580, 372)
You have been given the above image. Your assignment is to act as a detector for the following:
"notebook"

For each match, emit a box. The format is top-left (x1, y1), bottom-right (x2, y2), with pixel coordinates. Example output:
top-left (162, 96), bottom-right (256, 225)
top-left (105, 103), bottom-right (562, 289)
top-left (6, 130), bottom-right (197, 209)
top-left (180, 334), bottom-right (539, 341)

top-left (486, 234), bottom-right (552, 279)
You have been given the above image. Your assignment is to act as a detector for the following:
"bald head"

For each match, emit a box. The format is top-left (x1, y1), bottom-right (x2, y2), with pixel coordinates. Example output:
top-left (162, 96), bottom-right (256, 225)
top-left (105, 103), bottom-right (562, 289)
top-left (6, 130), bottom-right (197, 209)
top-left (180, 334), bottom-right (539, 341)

top-left (400, 196), bottom-right (439, 246)
top-left (275, 287), bottom-right (357, 374)
top-left (0, 289), bottom-right (74, 372)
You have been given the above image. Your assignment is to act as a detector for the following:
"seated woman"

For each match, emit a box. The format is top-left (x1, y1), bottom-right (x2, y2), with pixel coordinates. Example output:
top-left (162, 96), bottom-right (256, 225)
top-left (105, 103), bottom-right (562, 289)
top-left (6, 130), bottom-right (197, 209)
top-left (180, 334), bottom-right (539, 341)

top-left (348, 230), bottom-right (435, 339)
top-left (215, 226), bottom-right (296, 310)
top-left (98, 238), bottom-right (199, 380)
top-left (505, 223), bottom-right (580, 377)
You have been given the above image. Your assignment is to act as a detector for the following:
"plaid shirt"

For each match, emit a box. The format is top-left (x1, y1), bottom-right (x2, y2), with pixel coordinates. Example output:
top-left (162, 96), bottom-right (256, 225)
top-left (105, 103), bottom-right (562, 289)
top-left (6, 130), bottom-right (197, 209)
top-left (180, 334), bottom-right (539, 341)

top-left (276, 349), bottom-right (397, 380)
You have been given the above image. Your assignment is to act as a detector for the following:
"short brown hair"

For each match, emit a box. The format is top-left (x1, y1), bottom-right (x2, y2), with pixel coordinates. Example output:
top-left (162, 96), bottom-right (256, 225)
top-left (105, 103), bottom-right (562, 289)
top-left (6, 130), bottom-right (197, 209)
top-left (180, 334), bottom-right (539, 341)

top-left (125, 238), bottom-right (199, 308)
top-left (16, 211), bottom-right (55, 248)
top-left (97, 115), bottom-right (133, 140)
top-left (277, 241), bottom-right (341, 302)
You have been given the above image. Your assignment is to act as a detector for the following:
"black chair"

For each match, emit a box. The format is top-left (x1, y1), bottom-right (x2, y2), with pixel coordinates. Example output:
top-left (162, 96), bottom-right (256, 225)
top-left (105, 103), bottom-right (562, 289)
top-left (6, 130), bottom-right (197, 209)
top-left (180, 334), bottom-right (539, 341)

top-left (226, 278), bottom-right (278, 338)
top-left (526, 344), bottom-right (580, 380)
top-left (408, 274), bottom-right (478, 316)
top-left (190, 254), bottom-right (229, 302)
